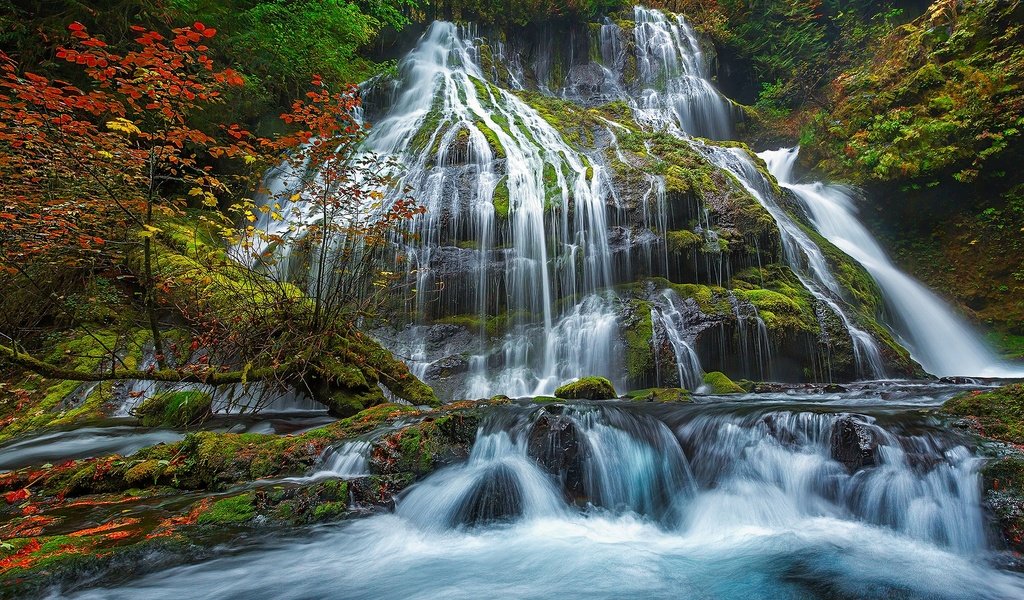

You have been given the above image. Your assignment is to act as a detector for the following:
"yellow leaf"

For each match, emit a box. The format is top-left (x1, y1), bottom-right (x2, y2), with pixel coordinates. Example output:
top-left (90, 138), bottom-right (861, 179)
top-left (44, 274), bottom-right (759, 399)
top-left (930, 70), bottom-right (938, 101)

top-left (188, 187), bottom-right (204, 196)
top-left (290, 193), bottom-right (301, 201)
top-left (244, 155), bottom-right (257, 165)
top-left (105, 118), bottom-right (141, 135)
top-left (246, 214), bottom-right (257, 222)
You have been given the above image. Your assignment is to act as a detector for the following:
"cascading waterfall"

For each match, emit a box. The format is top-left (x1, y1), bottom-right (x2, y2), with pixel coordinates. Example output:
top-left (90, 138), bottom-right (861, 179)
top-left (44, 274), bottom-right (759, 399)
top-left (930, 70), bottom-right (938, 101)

top-left (360, 21), bottom-right (620, 398)
top-left (693, 143), bottom-right (888, 379)
top-left (762, 147), bottom-right (1024, 378)
top-left (622, 7), bottom-right (735, 138)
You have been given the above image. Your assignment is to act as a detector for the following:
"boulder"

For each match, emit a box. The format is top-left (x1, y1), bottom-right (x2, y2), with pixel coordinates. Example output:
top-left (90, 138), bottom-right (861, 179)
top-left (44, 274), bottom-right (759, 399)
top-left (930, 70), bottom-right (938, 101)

top-left (830, 416), bottom-right (878, 473)
top-left (527, 408), bottom-right (591, 502)
top-left (701, 371), bottom-right (744, 394)
top-left (554, 376), bottom-right (618, 400)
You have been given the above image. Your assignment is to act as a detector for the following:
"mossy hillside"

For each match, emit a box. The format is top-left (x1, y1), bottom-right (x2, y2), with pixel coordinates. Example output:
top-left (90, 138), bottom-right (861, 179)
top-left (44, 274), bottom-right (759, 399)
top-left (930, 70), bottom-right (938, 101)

top-left (804, 0), bottom-right (1024, 187)
top-left (554, 376), bottom-right (618, 400)
top-left (141, 220), bottom-right (438, 414)
top-left (135, 391), bottom-right (213, 428)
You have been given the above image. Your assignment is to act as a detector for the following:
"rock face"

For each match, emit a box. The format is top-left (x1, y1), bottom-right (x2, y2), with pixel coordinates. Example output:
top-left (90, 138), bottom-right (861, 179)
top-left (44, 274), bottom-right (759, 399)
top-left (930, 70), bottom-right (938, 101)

top-left (830, 416), bottom-right (878, 473)
top-left (526, 406), bottom-right (591, 502)
top-left (452, 463), bottom-right (524, 526)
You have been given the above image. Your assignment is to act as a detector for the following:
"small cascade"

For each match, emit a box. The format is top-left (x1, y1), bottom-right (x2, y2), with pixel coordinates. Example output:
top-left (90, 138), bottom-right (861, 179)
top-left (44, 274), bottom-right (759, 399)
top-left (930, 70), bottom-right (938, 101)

top-left (693, 143), bottom-right (887, 379)
top-left (678, 408), bottom-right (985, 553)
top-left (650, 290), bottom-right (704, 389)
top-left (629, 7), bottom-right (734, 138)
top-left (65, 397), bottom-right (1024, 599)
top-left (761, 147), bottom-right (1024, 378)
top-left (304, 440), bottom-right (372, 481)
top-left (399, 404), bottom-right (695, 527)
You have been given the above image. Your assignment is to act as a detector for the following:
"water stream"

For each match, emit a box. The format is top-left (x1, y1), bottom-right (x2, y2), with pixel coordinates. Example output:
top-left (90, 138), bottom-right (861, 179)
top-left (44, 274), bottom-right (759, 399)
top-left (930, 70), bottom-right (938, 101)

top-left (64, 388), bottom-right (1024, 599)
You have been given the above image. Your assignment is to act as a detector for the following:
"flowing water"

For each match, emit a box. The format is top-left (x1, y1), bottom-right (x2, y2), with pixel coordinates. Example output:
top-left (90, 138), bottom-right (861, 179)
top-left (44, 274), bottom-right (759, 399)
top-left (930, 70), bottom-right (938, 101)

top-left (62, 386), bottom-right (1024, 599)
top-left (761, 147), bottom-right (1024, 379)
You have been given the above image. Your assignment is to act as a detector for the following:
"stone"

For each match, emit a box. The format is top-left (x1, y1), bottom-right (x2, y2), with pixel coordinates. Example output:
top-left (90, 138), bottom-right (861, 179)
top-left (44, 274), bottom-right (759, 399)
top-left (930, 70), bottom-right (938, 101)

top-left (830, 416), bottom-right (878, 473)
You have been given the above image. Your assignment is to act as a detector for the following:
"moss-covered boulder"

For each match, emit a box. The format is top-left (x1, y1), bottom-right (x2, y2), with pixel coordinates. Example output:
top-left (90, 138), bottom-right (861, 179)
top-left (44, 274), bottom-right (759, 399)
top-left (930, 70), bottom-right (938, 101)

top-left (701, 371), bottom-right (744, 394)
top-left (135, 390), bottom-right (212, 428)
top-left (554, 376), bottom-right (618, 400)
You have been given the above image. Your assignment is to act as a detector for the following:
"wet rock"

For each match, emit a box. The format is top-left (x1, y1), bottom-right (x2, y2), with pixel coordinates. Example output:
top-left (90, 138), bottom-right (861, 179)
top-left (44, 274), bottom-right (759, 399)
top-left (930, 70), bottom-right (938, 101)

top-left (760, 414), bottom-right (796, 447)
top-left (752, 382), bottom-right (788, 394)
top-left (452, 463), bottom-right (524, 526)
top-left (830, 416), bottom-right (878, 473)
top-left (823, 383), bottom-right (848, 393)
top-left (424, 354), bottom-right (469, 380)
top-left (527, 408), bottom-right (591, 502)
top-left (702, 371), bottom-right (744, 394)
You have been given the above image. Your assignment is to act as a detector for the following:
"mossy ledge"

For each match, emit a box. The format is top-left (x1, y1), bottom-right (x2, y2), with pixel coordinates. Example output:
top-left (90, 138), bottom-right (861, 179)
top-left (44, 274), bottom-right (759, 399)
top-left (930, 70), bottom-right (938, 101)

top-left (942, 384), bottom-right (1024, 552)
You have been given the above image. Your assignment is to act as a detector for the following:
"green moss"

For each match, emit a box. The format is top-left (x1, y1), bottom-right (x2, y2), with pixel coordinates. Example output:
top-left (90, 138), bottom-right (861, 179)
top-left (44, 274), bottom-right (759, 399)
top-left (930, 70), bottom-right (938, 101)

top-left (944, 384), bottom-right (1024, 444)
top-left (197, 492), bottom-right (256, 525)
top-left (135, 391), bottom-right (212, 428)
top-left (624, 388), bottom-right (692, 403)
top-left (492, 176), bottom-right (510, 218)
top-left (554, 376), bottom-right (618, 400)
top-left (621, 300), bottom-right (654, 380)
top-left (666, 230), bottom-right (702, 254)
top-left (702, 371), bottom-right (744, 394)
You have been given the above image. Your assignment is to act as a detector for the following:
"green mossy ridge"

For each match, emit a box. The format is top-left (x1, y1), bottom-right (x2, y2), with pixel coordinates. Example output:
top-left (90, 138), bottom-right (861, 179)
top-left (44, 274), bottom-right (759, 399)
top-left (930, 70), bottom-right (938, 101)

top-left (1, 402), bottom-right (425, 504)
top-left (621, 299), bottom-right (654, 381)
top-left (135, 391), bottom-right (212, 428)
top-left (492, 176), bottom-right (510, 218)
top-left (944, 384), bottom-right (1024, 445)
top-left (434, 311), bottom-right (529, 339)
top-left (554, 376), bottom-right (618, 400)
top-left (624, 388), bottom-right (692, 403)
top-left (702, 371), bottom-right (744, 394)
top-left (197, 492), bottom-right (257, 525)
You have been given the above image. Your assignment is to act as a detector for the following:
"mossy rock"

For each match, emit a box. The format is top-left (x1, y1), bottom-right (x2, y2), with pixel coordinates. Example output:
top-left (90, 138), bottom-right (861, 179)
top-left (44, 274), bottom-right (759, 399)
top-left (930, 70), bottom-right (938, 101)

top-left (197, 492), bottom-right (256, 525)
top-left (554, 376), bottom-right (618, 400)
top-left (701, 372), bottom-right (744, 395)
top-left (943, 384), bottom-right (1024, 445)
top-left (624, 388), bottom-right (692, 403)
top-left (135, 391), bottom-right (212, 428)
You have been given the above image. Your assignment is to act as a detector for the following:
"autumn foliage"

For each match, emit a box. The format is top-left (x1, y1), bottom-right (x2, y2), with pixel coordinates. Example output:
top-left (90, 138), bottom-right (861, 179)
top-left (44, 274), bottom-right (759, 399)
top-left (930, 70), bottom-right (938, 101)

top-left (0, 22), bottom-right (263, 275)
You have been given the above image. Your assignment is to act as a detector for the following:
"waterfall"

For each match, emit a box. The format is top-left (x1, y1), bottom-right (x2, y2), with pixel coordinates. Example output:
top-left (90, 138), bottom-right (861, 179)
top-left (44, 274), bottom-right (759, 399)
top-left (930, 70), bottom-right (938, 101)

top-left (762, 147), bottom-right (1024, 378)
top-left (693, 143), bottom-right (887, 379)
top-left (628, 7), bottom-right (734, 138)
top-left (651, 289), bottom-right (704, 388)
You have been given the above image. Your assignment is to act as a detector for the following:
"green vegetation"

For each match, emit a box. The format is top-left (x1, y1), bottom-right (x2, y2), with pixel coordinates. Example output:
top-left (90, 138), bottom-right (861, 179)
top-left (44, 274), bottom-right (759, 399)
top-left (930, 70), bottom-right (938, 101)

top-left (702, 371), bottom-right (744, 394)
top-left (554, 376), bottom-right (618, 400)
top-left (197, 492), bottom-right (257, 525)
top-left (624, 388), bottom-right (692, 403)
top-left (944, 384), bottom-right (1024, 445)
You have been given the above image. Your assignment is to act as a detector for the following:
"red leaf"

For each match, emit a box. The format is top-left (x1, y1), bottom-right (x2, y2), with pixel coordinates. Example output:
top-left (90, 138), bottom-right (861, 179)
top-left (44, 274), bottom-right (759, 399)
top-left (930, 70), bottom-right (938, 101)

top-left (4, 488), bottom-right (29, 504)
